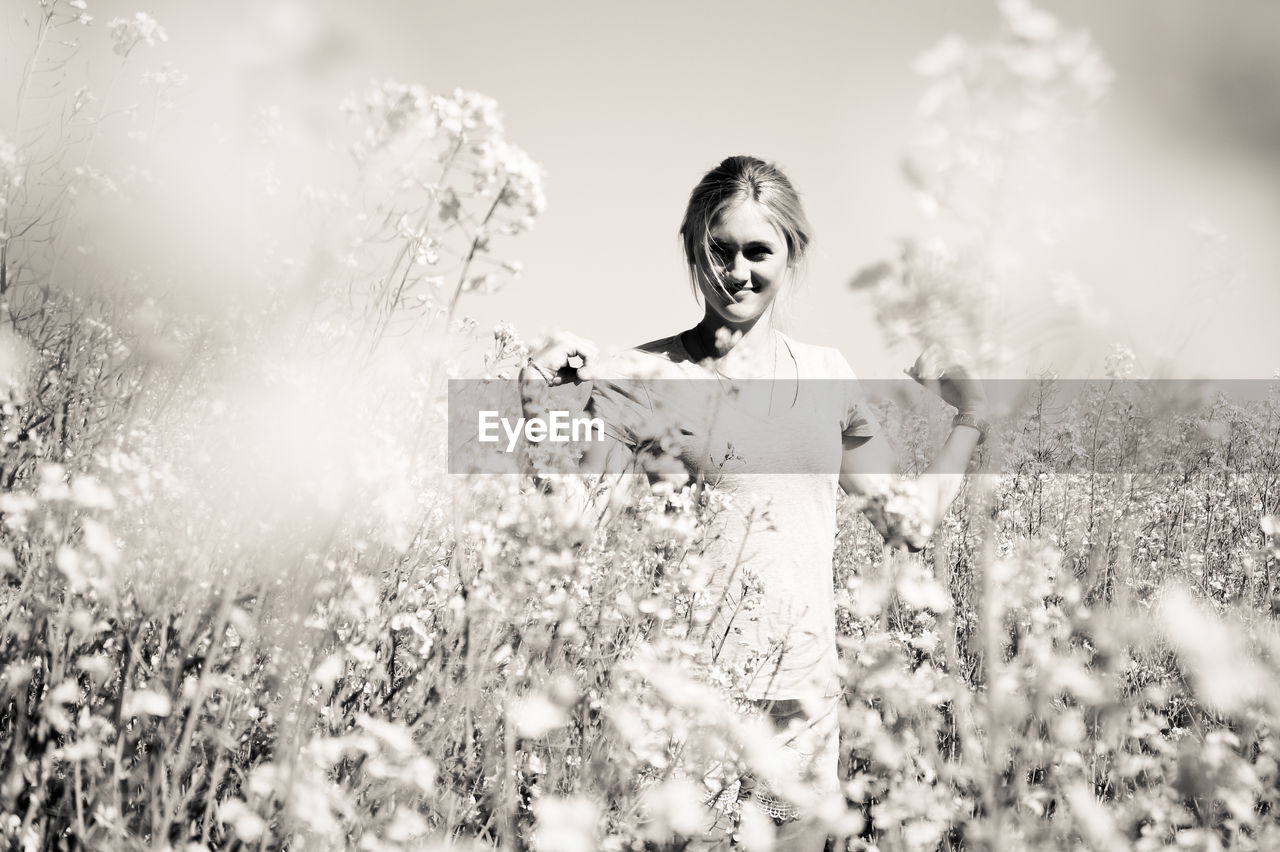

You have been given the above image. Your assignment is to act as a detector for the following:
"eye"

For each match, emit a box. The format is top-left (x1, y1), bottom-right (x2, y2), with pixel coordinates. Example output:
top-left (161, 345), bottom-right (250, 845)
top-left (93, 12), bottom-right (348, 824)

top-left (746, 247), bottom-right (772, 262)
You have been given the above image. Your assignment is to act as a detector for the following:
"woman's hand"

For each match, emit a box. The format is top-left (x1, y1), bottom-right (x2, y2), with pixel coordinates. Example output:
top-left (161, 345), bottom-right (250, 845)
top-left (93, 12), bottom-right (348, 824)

top-left (524, 332), bottom-right (599, 386)
top-left (905, 344), bottom-right (987, 416)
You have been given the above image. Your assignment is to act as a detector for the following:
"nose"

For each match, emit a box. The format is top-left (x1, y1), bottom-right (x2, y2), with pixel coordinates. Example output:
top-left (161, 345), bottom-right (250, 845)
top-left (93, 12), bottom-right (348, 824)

top-left (727, 253), bottom-right (750, 283)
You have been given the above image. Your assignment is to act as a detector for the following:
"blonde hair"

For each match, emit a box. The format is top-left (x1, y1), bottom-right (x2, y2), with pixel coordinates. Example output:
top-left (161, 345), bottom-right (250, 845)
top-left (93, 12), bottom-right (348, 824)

top-left (678, 155), bottom-right (813, 309)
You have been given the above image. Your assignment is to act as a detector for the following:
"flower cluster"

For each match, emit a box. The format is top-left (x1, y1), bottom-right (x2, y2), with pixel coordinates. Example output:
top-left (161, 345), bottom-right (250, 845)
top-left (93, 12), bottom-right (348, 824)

top-left (342, 82), bottom-right (545, 226)
top-left (107, 12), bottom-right (167, 58)
top-left (4, 4), bottom-right (1280, 852)
top-left (856, 0), bottom-right (1113, 367)
top-left (331, 81), bottom-right (546, 333)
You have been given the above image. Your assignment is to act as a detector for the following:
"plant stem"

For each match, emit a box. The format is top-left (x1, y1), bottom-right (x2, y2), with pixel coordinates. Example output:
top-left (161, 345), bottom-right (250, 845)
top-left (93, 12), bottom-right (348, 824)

top-left (445, 180), bottom-right (508, 324)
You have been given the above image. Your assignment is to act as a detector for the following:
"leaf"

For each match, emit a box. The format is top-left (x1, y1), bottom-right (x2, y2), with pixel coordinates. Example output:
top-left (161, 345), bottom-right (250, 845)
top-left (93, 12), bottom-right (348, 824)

top-left (437, 188), bottom-right (460, 223)
top-left (848, 260), bottom-right (895, 292)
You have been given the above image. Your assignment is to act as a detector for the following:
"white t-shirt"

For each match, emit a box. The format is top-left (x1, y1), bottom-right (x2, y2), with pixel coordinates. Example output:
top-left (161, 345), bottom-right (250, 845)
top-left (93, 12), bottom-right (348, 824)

top-left (588, 331), bottom-right (879, 699)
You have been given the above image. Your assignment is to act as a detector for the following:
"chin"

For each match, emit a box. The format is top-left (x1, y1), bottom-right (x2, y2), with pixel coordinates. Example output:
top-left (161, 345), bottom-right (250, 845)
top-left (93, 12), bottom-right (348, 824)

top-left (711, 298), bottom-right (771, 325)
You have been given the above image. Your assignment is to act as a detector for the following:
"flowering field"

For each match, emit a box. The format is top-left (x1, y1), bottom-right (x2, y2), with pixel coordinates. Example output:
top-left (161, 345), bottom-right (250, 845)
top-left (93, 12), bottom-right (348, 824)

top-left (2, 2), bottom-right (1279, 850)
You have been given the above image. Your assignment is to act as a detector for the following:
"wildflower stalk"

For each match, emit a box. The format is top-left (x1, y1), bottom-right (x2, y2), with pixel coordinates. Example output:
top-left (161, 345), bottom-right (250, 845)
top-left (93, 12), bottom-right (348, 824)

top-left (446, 178), bottom-right (509, 324)
top-left (502, 696), bottom-right (518, 849)
top-left (199, 699), bottom-right (238, 846)
top-left (698, 507), bottom-right (756, 647)
top-left (10, 4), bottom-right (54, 144)
top-left (156, 591), bottom-right (235, 842)
top-left (975, 495), bottom-right (1005, 849)
top-left (364, 134), bottom-right (465, 352)
top-left (110, 624), bottom-right (143, 840)
top-left (2, 3), bottom-right (55, 301)
top-left (74, 759), bottom-right (86, 842)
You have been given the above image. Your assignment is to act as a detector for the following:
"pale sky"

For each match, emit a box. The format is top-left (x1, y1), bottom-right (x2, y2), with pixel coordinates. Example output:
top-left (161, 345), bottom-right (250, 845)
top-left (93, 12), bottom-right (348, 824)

top-left (5, 0), bottom-right (1278, 379)
top-left (340, 0), bottom-right (1280, 380)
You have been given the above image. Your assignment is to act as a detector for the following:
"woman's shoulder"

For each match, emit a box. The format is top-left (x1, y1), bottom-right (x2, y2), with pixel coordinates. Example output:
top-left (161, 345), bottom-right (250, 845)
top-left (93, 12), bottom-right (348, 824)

top-left (777, 332), bottom-right (858, 380)
top-left (588, 334), bottom-right (696, 381)
top-left (634, 333), bottom-right (692, 362)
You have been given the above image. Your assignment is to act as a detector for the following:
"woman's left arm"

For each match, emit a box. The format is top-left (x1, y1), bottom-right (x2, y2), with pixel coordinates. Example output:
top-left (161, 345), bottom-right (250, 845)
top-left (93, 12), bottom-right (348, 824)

top-left (837, 347), bottom-right (986, 550)
top-left (838, 426), bottom-right (981, 549)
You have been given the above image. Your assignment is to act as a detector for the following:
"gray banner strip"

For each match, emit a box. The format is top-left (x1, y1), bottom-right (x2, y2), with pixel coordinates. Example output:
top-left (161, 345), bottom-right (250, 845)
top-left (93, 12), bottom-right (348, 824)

top-left (448, 379), bottom-right (1280, 475)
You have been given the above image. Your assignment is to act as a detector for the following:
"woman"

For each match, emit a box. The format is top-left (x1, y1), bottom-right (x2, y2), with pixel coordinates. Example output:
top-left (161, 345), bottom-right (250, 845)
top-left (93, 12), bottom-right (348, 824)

top-left (525, 155), bottom-right (987, 848)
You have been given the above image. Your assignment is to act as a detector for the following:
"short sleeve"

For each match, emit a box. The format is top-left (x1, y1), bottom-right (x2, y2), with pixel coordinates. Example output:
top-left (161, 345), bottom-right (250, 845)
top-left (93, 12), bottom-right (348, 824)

top-left (832, 350), bottom-right (881, 439)
top-left (584, 344), bottom-right (703, 450)
top-left (586, 379), bottom-right (655, 448)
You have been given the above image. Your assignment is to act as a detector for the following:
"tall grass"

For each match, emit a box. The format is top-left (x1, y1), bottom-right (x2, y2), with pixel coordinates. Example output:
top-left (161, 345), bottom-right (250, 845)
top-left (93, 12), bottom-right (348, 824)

top-left (2, 2), bottom-right (1279, 850)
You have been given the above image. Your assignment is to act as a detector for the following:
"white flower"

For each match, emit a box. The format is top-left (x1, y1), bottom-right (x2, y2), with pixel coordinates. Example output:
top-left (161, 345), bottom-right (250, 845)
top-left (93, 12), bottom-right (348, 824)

top-left (142, 62), bottom-right (189, 89)
top-left (1103, 343), bottom-right (1138, 379)
top-left (71, 474), bottom-right (116, 510)
top-left (123, 689), bottom-right (172, 718)
top-left (48, 679), bottom-right (80, 705)
top-left (640, 779), bottom-right (707, 839)
top-left (0, 134), bottom-right (19, 183)
top-left (510, 691), bottom-right (567, 738)
top-left (913, 35), bottom-right (968, 77)
top-left (218, 799), bottom-right (266, 843)
top-left (999, 0), bottom-right (1061, 42)
top-left (80, 518), bottom-right (119, 566)
top-left (897, 570), bottom-right (952, 612)
top-left (108, 13), bottom-right (168, 58)
top-left (531, 796), bottom-right (597, 852)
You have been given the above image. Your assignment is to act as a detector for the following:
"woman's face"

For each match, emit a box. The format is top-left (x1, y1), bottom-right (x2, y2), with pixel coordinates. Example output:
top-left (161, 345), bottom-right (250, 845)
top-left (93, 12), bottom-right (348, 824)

top-left (697, 200), bottom-right (790, 326)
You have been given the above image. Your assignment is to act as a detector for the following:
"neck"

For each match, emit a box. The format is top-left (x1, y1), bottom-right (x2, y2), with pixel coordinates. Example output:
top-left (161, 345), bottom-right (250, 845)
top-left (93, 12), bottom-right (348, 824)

top-left (692, 308), bottom-right (777, 358)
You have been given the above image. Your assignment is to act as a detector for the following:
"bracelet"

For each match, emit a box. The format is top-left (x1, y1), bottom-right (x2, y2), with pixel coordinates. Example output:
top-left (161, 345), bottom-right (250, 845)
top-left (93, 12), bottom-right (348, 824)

top-left (951, 411), bottom-right (989, 445)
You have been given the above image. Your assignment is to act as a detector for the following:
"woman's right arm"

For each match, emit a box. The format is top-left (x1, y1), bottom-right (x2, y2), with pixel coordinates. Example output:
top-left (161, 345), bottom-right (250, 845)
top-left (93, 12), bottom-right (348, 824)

top-left (523, 334), bottom-right (644, 521)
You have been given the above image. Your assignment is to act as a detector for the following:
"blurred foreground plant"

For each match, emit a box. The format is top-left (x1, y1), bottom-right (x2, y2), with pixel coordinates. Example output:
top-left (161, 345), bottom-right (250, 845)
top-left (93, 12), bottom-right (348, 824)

top-left (3, 3), bottom-right (1280, 852)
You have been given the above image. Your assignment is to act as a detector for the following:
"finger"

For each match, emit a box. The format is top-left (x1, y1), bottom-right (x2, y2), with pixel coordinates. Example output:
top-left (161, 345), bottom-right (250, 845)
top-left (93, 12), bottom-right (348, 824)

top-left (567, 340), bottom-right (599, 364)
top-left (557, 341), bottom-right (599, 382)
top-left (907, 352), bottom-right (936, 382)
top-left (906, 370), bottom-right (936, 394)
top-left (549, 335), bottom-right (597, 363)
top-left (921, 348), bottom-right (942, 378)
top-left (537, 342), bottom-right (580, 370)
